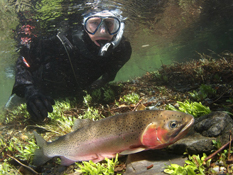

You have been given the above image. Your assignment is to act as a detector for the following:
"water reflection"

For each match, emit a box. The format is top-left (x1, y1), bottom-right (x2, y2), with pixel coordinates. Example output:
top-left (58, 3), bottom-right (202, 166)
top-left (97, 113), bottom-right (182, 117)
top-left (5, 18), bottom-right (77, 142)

top-left (1, 0), bottom-right (233, 110)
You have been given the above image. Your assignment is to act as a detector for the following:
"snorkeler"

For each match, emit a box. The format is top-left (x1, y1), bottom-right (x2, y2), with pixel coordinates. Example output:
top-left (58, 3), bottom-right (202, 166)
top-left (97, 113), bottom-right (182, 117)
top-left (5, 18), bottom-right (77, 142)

top-left (11, 9), bottom-right (132, 122)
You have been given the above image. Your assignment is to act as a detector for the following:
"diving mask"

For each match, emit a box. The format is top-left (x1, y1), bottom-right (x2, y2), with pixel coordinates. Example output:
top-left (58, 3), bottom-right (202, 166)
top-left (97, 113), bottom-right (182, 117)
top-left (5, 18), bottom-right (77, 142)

top-left (84, 16), bottom-right (121, 35)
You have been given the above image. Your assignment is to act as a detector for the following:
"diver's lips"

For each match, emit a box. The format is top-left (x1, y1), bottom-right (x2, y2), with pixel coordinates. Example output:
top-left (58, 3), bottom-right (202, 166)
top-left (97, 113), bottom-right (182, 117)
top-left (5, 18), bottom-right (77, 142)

top-left (93, 38), bottom-right (111, 47)
top-left (94, 37), bottom-right (111, 40)
top-left (96, 39), bottom-right (109, 46)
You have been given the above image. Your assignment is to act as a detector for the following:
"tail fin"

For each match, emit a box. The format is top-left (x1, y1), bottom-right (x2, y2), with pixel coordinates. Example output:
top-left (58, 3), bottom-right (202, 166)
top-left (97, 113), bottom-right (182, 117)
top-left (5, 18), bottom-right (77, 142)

top-left (33, 131), bottom-right (52, 166)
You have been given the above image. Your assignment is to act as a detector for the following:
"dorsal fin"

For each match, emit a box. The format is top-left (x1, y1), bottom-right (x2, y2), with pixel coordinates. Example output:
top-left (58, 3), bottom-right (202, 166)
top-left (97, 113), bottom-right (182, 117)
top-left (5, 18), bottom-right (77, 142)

top-left (72, 118), bottom-right (93, 131)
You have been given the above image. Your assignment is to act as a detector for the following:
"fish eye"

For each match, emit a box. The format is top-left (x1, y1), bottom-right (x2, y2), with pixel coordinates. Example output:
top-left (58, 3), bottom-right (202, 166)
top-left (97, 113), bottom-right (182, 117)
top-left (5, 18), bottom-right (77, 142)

top-left (169, 121), bottom-right (178, 128)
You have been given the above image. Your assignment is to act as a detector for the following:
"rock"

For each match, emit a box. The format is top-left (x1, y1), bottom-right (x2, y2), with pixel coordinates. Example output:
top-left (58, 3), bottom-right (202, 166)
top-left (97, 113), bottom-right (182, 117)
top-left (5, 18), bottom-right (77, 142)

top-left (124, 150), bottom-right (187, 175)
top-left (195, 111), bottom-right (228, 137)
top-left (168, 128), bottom-right (215, 154)
top-left (194, 111), bottom-right (233, 144)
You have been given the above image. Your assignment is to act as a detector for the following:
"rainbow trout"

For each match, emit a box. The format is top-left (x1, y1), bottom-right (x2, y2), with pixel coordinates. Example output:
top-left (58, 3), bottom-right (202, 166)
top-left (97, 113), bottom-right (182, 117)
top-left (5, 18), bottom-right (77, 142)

top-left (33, 110), bottom-right (194, 166)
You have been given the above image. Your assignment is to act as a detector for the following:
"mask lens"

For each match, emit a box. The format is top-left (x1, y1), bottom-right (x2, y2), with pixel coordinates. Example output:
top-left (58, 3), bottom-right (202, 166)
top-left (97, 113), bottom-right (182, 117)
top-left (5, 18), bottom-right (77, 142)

top-left (85, 16), bottom-right (120, 35)
top-left (85, 17), bottom-right (102, 34)
top-left (104, 17), bottom-right (120, 34)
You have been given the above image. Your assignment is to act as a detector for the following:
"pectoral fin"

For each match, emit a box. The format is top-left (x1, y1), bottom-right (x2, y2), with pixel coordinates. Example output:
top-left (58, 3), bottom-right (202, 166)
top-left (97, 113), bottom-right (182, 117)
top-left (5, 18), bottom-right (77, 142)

top-left (119, 147), bottom-right (146, 155)
top-left (60, 156), bottom-right (76, 166)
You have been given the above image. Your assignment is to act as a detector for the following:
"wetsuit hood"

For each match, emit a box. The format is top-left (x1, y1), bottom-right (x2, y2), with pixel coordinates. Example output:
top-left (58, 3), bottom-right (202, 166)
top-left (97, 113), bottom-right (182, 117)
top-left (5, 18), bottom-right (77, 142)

top-left (72, 28), bottom-right (101, 57)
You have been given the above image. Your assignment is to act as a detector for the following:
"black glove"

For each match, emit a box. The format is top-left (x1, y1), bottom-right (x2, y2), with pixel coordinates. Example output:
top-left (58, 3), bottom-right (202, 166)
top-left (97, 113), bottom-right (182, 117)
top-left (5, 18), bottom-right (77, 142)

top-left (89, 78), bottom-right (109, 90)
top-left (25, 86), bottom-right (55, 121)
top-left (89, 79), bottom-right (104, 90)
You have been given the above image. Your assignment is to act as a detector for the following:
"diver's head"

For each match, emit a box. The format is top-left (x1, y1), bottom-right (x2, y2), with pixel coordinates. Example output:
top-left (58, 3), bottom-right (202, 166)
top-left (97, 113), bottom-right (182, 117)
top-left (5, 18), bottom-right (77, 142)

top-left (83, 10), bottom-right (122, 47)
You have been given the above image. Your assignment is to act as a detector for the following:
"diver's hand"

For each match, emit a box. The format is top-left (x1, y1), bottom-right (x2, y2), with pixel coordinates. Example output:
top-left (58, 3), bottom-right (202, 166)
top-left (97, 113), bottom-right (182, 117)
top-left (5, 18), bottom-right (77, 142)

top-left (26, 93), bottom-right (55, 121)
top-left (25, 86), bottom-right (55, 121)
top-left (89, 79), bottom-right (106, 90)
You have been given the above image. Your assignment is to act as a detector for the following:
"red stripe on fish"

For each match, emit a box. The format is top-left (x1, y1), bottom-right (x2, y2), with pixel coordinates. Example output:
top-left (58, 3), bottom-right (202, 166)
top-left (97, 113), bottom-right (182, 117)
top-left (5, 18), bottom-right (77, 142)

top-left (141, 123), bottom-right (168, 148)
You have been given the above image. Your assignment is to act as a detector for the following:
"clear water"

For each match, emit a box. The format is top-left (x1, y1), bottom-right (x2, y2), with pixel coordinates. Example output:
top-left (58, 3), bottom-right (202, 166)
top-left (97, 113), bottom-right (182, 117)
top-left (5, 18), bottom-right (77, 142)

top-left (1, 0), bottom-right (233, 110)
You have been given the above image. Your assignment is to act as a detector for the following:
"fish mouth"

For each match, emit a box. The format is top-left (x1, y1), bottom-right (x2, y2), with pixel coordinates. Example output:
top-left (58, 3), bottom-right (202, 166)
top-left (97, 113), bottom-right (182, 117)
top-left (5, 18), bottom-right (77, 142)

top-left (170, 117), bottom-right (195, 141)
top-left (181, 117), bottom-right (195, 132)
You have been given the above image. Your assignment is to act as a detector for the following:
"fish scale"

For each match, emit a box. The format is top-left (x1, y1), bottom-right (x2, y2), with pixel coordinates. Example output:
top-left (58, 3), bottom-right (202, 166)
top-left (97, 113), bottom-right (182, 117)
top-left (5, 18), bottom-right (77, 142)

top-left (33, 110), bottom-right (194, 166)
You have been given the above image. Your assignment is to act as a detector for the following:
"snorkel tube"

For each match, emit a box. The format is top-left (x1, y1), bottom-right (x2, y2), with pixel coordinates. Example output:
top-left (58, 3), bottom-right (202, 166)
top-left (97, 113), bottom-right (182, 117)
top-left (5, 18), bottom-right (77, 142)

top-left (98, 22), bottom-right (124, 57)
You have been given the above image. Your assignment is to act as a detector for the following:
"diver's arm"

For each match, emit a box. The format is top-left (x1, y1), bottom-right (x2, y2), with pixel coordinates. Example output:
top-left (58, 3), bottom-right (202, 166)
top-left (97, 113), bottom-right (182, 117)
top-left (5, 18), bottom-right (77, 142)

top-left (90, 39), bottom-right (132, 89)
top-left (89, 73), bottom-right (116, 89)
top-left (12, 37), bottom-right (41, 98)
top-left (12, 37), bottom-right (56, 121)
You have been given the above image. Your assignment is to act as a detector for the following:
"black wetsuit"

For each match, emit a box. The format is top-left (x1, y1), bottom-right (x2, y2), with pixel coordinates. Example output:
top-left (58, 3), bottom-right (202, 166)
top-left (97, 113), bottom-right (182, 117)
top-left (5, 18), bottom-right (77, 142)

top-left (12, 28), bottom-right (132, 121)
top-left (13, 29), bottom-right (131, 97)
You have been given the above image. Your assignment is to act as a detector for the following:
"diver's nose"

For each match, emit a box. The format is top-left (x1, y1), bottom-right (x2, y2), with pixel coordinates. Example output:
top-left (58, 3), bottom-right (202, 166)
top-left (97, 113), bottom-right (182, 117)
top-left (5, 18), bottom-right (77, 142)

top-left (99, 24), bottom-right (107, 33)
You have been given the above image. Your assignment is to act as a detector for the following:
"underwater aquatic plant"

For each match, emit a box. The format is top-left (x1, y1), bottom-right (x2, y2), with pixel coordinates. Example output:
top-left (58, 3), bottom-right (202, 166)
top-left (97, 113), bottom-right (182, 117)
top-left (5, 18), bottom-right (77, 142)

top-left (78, 106), bottom-right (104, 121)
top-left (166, 100), bottom-right (211, 118)
top-left (0, 159), bottom-right (19, 175)
top-left (83, 92), bottom-right (92, 107)
top-left (3, 103), bottom-right (30, 124)
top-left (0, 134), bottom-right (38, 164)
top-left (189, 84), bottom-right (216, 101)
top-left (119, 92), bottom-right (140, 104)
top-left (75, 154), bottom-right (120, 175)
top-left (164, 153), bottom-right (213, 175)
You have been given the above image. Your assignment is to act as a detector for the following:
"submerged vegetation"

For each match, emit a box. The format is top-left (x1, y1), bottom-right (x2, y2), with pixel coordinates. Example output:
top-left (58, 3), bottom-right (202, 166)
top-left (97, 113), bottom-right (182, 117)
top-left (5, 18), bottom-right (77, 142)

top-left (164, 153), bottom-right (211, 175)
top-left (119, 92), bottom-right (140, 105)
top-left (189, 84), bottom-right (217, 102)
top-left (164, 139), bottom-right (233, 175)
top-left (75, 154), bottom-right (120, 175)
top-left (1, 51), bottom-right (233, 174)
top-left (166, 100), bottom-right (211, 118)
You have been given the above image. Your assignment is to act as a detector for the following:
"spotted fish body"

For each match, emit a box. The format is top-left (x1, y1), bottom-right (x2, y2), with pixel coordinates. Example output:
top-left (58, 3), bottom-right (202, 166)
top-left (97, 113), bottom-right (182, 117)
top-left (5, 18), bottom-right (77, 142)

top-left (33, 110), bottom-right (194, 166)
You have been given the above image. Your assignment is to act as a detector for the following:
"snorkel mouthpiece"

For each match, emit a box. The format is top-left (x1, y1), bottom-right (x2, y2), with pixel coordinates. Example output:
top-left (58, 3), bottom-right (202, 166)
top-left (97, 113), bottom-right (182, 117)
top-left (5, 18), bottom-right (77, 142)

top-left (98, 42), bottom-right (113, 56)
top-left (98, 22), bottom-right (124, 57)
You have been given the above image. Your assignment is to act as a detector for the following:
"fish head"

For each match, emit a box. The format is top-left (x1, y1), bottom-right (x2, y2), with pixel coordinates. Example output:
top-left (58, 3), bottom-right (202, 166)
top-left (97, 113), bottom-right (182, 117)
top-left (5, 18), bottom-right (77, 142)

top-left (141, 110), bottom-right (194, 149)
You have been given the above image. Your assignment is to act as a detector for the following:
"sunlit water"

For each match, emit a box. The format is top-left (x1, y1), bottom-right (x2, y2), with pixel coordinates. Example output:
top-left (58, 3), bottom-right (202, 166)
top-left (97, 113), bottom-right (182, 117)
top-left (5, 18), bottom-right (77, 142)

top-left (1, 0), bottom-right (233, 111)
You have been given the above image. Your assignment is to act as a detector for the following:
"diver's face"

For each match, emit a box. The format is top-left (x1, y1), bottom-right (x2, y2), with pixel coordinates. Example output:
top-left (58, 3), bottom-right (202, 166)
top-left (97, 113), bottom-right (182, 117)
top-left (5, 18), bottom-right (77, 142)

top-left (87, 24), bottom-right (114, 47)
top-left (84, 11), bottom-right (118, 47)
